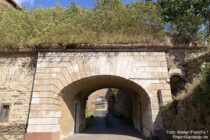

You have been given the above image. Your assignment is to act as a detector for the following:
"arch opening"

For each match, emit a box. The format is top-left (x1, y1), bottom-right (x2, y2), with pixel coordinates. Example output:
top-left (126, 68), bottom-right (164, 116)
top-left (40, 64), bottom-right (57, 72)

top-left (86, 89), bottom-right (108, 118)
top-left (170, 74), bottom-right (186, 96)
top-left (84, 88), bottom-right (139, 134)
top-left (60, 75), bottom-right (152, 139)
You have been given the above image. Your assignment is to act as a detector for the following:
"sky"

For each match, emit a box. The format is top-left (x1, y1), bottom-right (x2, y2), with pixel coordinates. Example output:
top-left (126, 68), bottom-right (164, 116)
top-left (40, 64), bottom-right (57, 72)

top-left (15, 0), bottom-right (154, 9)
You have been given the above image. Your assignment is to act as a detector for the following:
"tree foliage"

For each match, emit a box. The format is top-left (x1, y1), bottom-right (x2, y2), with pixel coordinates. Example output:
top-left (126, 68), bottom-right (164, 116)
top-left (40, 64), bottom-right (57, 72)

top-left (158, 0), bottom-right (210, 44)
top-left (0, 1), bottom-right (165, 48)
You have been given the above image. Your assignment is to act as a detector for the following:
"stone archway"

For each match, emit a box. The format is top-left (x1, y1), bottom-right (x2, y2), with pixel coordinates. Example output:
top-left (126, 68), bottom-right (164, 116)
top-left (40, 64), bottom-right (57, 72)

top-left (26, 51), bottom-right (172, 140)
top-left (60, 75), bottom-right (152, 139)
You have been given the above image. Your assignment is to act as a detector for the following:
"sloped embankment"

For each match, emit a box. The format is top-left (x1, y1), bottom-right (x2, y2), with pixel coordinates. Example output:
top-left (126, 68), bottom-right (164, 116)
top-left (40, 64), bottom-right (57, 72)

top-left (161, 63), bottom-right (210, 137)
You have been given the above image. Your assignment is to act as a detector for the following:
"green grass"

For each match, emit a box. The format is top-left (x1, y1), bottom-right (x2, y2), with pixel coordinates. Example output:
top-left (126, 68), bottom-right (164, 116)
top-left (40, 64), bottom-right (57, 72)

top-left (0, 1), bottom-right (166, 48)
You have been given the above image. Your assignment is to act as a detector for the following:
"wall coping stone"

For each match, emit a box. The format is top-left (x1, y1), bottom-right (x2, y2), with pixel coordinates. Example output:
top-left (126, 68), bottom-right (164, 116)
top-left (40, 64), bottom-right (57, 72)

top-left (0, 44), bottom-right (207, 53)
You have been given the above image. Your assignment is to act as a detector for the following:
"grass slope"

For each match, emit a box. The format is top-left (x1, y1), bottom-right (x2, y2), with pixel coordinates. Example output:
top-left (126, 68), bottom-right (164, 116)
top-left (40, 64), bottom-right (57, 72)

top-left (161, 62), bottom-right (210, 134)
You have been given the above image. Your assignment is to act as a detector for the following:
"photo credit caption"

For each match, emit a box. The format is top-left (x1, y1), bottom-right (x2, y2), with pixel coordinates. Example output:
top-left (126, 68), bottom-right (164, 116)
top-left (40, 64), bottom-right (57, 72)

top-left (166, 130), bottom-right (209, 139)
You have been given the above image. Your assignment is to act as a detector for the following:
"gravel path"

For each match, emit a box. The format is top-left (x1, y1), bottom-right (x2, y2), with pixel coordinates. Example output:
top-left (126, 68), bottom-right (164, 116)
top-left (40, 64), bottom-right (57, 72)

top-left (66, 109), bottom-right (144, 140)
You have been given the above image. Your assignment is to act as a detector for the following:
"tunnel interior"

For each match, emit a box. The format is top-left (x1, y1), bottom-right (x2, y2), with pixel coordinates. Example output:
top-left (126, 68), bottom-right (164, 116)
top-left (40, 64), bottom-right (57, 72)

top-left (84, 88), bottom-right (139, 132)
top-left (60, 75), bottom-right (152, 139)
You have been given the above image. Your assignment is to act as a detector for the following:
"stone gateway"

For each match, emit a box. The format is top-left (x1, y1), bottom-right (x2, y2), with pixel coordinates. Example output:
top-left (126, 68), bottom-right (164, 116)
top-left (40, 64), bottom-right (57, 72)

top-left (0, 46), bottom-right (206, 140)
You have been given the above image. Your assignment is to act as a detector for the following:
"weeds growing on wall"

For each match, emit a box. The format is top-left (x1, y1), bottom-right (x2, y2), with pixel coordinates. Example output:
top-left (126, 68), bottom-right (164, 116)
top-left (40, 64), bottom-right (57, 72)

top-left (0, 1), bottom-right (166, 48)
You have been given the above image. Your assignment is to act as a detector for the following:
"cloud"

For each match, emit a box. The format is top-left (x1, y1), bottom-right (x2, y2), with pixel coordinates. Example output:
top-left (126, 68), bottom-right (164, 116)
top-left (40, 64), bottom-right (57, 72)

top-left (15, 0), bottom-right (35, 6)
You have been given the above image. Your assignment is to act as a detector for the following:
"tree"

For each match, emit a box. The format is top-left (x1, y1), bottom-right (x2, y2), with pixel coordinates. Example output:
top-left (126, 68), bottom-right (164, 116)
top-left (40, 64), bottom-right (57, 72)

top-left (158, 0), bottom-right (210, 45)
top-left (94, 0), bottom-right (104, 6)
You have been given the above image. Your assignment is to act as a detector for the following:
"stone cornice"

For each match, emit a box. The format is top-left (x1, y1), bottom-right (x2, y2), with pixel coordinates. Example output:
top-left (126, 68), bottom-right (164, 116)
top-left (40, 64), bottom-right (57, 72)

top-left (0, 44), bottom-right (207, 53)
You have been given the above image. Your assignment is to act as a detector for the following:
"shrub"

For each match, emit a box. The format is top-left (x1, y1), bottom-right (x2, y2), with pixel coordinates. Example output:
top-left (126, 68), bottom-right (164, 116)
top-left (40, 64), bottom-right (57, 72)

top-left (0, 1), bottom-right (166, 48)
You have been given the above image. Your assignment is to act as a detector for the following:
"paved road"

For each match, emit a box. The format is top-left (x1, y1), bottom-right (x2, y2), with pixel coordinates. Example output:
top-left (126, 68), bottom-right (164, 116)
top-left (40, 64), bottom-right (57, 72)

top-left (66, 109), bottom-right (144, 140)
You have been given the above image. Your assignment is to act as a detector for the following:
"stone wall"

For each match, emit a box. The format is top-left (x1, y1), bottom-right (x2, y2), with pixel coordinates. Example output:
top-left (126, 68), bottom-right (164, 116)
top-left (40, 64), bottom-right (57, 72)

top-left (0, 53), bottom-right (36, 140)
top-left (106, 89), bottom-right (145, 132)
top-left (0, 47), bottom-right (207, 140)
top-left (166, 48), bottom-right (207, 82)
top-left (179, 52), bottom-right (210, 82)
top-left (106, 90), bottom-right (132, 118)
top-left (27, 51), bottom-right (171, 139)
top-left (166, 48), bottom-right (206, 69)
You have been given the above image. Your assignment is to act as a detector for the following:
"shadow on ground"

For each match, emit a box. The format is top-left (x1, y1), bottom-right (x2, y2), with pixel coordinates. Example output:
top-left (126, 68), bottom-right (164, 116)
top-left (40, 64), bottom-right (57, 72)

top-left (79, 110), bottom-right (144, 139)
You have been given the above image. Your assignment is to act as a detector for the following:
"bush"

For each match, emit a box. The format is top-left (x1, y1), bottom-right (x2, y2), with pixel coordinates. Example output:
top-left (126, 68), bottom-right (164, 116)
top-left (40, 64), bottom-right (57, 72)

top-left (0, 1), bottom-right (166, 48)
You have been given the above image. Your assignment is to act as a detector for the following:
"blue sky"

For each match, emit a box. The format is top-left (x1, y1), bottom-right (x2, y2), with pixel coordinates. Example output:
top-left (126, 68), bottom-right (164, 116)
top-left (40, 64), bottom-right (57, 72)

top-left (16, 0), bottom-right (154, 9)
